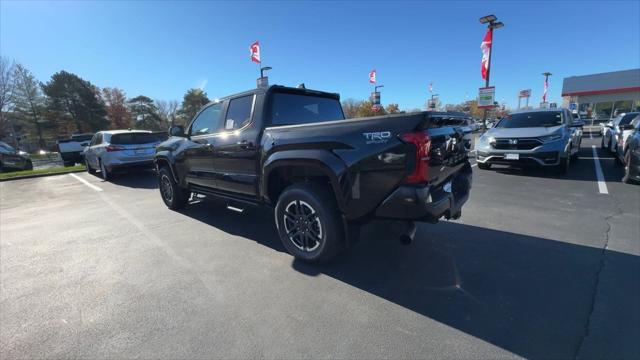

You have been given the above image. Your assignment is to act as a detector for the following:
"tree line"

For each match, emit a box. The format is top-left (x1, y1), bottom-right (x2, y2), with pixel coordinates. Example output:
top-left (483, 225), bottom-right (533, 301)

top-left (0, 56), bottom-right (209, 148)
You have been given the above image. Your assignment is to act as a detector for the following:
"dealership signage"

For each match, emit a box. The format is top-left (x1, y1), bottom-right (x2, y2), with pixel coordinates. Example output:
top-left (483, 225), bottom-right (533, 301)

top-left (518, 89), bottom-right (531, 98)
top-left (478, 86), bottom-right (495, 108)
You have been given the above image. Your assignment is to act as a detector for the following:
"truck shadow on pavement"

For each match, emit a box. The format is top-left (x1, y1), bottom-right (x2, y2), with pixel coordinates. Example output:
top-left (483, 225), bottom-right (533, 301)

top-left (180, 198), bottom-right (638, 359)
top-left (95, 169), bottom-right (159, 189)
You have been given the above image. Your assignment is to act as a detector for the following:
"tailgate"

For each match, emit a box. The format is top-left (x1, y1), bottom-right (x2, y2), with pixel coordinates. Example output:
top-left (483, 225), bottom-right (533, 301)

top-left (426, 126), bottom-right (468, 187)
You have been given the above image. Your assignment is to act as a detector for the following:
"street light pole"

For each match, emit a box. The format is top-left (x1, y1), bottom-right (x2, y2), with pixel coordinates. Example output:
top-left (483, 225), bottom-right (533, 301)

top-left (479, 14), bottom-right (504, 131)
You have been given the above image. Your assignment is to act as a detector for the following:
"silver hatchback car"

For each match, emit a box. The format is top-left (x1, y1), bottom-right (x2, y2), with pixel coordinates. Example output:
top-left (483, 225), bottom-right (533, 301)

top-left (84, 130), bottom-right (161, 180)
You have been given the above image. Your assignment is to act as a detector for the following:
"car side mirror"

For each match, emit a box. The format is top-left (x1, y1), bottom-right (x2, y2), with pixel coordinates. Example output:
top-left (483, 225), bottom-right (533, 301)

top-left (169, 125), bottom-right (186, 137)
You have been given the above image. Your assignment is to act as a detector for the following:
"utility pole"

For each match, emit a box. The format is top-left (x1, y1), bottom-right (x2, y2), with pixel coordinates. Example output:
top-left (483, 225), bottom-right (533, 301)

top-left (479, 14), bottom-right (504, 131)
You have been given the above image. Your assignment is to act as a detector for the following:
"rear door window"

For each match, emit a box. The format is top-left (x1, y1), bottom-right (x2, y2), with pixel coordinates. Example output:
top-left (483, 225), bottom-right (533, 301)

top-left (224, 95), bottom-right (254, 131)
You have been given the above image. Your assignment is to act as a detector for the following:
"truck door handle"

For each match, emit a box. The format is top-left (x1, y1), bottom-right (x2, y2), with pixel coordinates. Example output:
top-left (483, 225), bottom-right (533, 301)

top-left (237, 140), bottom-right (252, 149)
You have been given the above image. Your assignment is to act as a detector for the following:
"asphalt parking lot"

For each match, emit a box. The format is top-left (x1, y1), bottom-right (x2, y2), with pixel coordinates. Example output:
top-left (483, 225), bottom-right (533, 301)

top-left (1, 136), bottom-right (638, 359)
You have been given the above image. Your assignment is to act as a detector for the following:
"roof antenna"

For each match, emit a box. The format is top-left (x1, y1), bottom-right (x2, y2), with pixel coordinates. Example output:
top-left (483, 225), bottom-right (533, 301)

top-left (297, 83), bottom-right (306, 89)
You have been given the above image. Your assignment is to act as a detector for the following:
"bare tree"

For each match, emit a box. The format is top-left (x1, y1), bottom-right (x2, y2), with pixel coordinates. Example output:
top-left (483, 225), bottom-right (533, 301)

top-left (156, 99), bottom-right (179, 128)
top-left (0, 56), bottom-right (16, 141)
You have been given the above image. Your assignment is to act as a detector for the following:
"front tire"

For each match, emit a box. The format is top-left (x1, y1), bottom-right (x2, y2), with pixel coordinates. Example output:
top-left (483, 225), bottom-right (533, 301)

top-left (555, 152), bottom-right (570, 175)
top-left (275, 183), bottom-right (344, 263)
top-left (158, 167), bottom-right (189, 210)
top-left (86, 158), bottom-right (96, 174)
top-left (622, 150), bottom-right (635, 184)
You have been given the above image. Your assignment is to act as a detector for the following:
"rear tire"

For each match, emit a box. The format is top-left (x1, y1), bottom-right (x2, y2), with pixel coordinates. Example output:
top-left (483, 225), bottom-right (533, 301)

top-left (275, 183), bottom-right (344, 264)
top-left (158, 167), bottom-right (189, 210)
top-left (477, 162), bottom-right (491, 170)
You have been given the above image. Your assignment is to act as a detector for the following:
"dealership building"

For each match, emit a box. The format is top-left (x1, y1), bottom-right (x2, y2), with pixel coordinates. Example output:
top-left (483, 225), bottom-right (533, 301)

top-left (561, 68), bottom-right (640, 120)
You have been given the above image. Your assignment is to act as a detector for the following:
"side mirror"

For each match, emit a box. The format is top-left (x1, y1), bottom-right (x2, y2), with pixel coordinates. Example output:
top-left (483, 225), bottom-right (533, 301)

top-left (570, 120), bottom-right (585, 128)
top-left (169, 125), bottom-right (186, 137)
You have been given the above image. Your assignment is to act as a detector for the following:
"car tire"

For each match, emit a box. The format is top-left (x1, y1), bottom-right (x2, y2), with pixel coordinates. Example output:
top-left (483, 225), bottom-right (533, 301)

top-left (86, 158), bottom-right (96, 174)
top-left (275, 182), bottom-right (344, 264)
top-left (477, 162), bottom-right (491, 170)
top-left (158, 166), bottom-right (189, 210)
top-left (622, 150), bottom-right (635, 184)
top-left (99, 159), bottom-right (110, 181)
top-left (556, 153), bottom-right (570, 175)
top-left (24, 160), bottom-right (33, 171)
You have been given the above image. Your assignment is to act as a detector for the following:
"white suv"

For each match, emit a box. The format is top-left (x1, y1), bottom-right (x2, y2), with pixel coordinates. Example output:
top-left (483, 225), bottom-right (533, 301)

top-left (84, 130), bottom-right (161, 180)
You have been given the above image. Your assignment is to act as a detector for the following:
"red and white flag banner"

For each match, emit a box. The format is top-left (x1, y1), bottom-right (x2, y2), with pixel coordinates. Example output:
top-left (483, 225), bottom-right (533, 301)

top-left (480, 29), bottom-right (492, 80)
top-left (369, 69), bottom-right (376, 84)
top-left (250, 41), bottom-right (261, 64)
top-left (542, 77), bottom-right (548, 102)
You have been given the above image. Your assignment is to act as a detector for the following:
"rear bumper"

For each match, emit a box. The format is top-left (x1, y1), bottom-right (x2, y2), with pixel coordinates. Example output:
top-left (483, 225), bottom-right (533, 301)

top-left (375, 163), bottom-right (472, 223)
top-left (106, 160), bottom-right (154, 172)
top-left (60, 151), bottom-right (84, 162)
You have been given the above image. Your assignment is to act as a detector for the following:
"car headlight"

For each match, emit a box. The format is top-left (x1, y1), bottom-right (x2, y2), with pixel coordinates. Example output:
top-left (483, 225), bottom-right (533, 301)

top-left (539, 133), bottom-right (563, 142)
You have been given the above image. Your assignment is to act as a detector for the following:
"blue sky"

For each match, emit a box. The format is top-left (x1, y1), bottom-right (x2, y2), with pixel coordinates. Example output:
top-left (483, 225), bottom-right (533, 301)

top-left (1, 1), bottom-right (639, 110)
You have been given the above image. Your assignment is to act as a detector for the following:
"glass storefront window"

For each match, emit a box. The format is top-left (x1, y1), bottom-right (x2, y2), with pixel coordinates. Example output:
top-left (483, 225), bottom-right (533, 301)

top-left (578, 103), bottom-right (592, 118)
top-left (612, 100), bottom-right (633, 116)
top-left (633, 100), bottom-right (640, 112)
top-left (593, 102), bottom-right (613, 120)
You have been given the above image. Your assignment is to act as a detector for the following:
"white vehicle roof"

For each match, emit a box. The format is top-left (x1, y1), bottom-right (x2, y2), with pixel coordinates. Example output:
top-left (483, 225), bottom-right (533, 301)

top-left (99, 129), bottom-right (152, 135)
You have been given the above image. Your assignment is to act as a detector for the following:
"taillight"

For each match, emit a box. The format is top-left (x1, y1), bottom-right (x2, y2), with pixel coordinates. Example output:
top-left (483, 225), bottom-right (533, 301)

top-left (106, 145), bottom-right (124, 152)
top-left (401, 131), bottom-right (431, 184)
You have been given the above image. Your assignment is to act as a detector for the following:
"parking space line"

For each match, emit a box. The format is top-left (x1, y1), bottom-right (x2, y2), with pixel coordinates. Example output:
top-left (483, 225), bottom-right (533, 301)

top-left (591, 145), bottom-right (608, 195)
top-left (69, 173), bottom-right (103, 192)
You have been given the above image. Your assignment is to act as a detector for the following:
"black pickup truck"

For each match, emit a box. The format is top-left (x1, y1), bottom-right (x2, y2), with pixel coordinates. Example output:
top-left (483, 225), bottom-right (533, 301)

top-left (155, 85), bottom-right (472, 263)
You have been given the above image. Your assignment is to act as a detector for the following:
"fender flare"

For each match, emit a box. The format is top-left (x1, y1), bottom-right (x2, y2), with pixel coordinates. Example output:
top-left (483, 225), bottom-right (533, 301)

top-left (154, 152), bottom-right (180, 184)
top-left (262, 149), bottom-right (348, 211)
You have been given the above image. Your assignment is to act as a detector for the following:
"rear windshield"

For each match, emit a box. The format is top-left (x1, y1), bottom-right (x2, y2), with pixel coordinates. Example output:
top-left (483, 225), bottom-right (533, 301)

top-left (110, 133), bottom-right (159, 145)
top-left (497, 111), bottom-right (563, 128)
top-left (270, 93), bottom-right (344, 126)
top-left (71, 134), bottom-right (94, 142)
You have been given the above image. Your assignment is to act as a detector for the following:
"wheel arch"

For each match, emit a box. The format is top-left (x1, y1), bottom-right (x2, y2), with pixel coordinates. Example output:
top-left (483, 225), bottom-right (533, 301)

top-left (262, 149), bottom-right (347, 211)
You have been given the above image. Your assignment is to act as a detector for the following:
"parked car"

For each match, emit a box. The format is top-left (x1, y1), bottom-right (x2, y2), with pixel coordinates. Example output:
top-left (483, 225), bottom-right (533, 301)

top-left (0, 141), bottom-right (32, 171)
top-left (84, 130), bottom-right (162, 180)
top-left (475, 108), bottom-right (583, 174)
top-left (427, 112), bottom-right (473, 149)
top-left (57, 133), bottom-right (94, 166)
top-left (155, 85), bottom-right (473, 263)
top-left (601, 112), bottom-right (639, 153)
top-left (614, 115), bottom-right (640, 184)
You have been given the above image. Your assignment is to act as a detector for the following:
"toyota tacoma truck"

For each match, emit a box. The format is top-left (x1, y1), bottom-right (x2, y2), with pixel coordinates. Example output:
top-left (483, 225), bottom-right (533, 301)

top-left (155, 85), bottom-right (472, 263)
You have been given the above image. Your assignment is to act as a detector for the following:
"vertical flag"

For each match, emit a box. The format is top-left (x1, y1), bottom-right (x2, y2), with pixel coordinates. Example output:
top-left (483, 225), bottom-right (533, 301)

top-left (369, 69), bottom-right (376, 84)
top-left (480, 29), bottom-right (492, 80)
top-left (250, 41), bottom-right (261, 63)
top-left (542, 77), bottom-right (549, 102)
top-left (429, 82), bottom-right (433, 93)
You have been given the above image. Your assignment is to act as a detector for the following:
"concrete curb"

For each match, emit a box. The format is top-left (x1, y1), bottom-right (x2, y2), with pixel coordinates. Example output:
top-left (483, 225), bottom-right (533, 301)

top-left (0, 169), bottom-right (86, 182)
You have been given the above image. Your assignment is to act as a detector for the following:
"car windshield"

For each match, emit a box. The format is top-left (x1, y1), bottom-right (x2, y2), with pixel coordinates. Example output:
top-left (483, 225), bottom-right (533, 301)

top-left (496, 111), bottom-right (563, 128)
top-left (0, 142), bottom-right (16, 152)
top-left (110, 133), bottom-right (159, 145)
top-left (620, 113), bottom-right (639, 125)
top-left (270, 92), bottom-right (345, 126)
